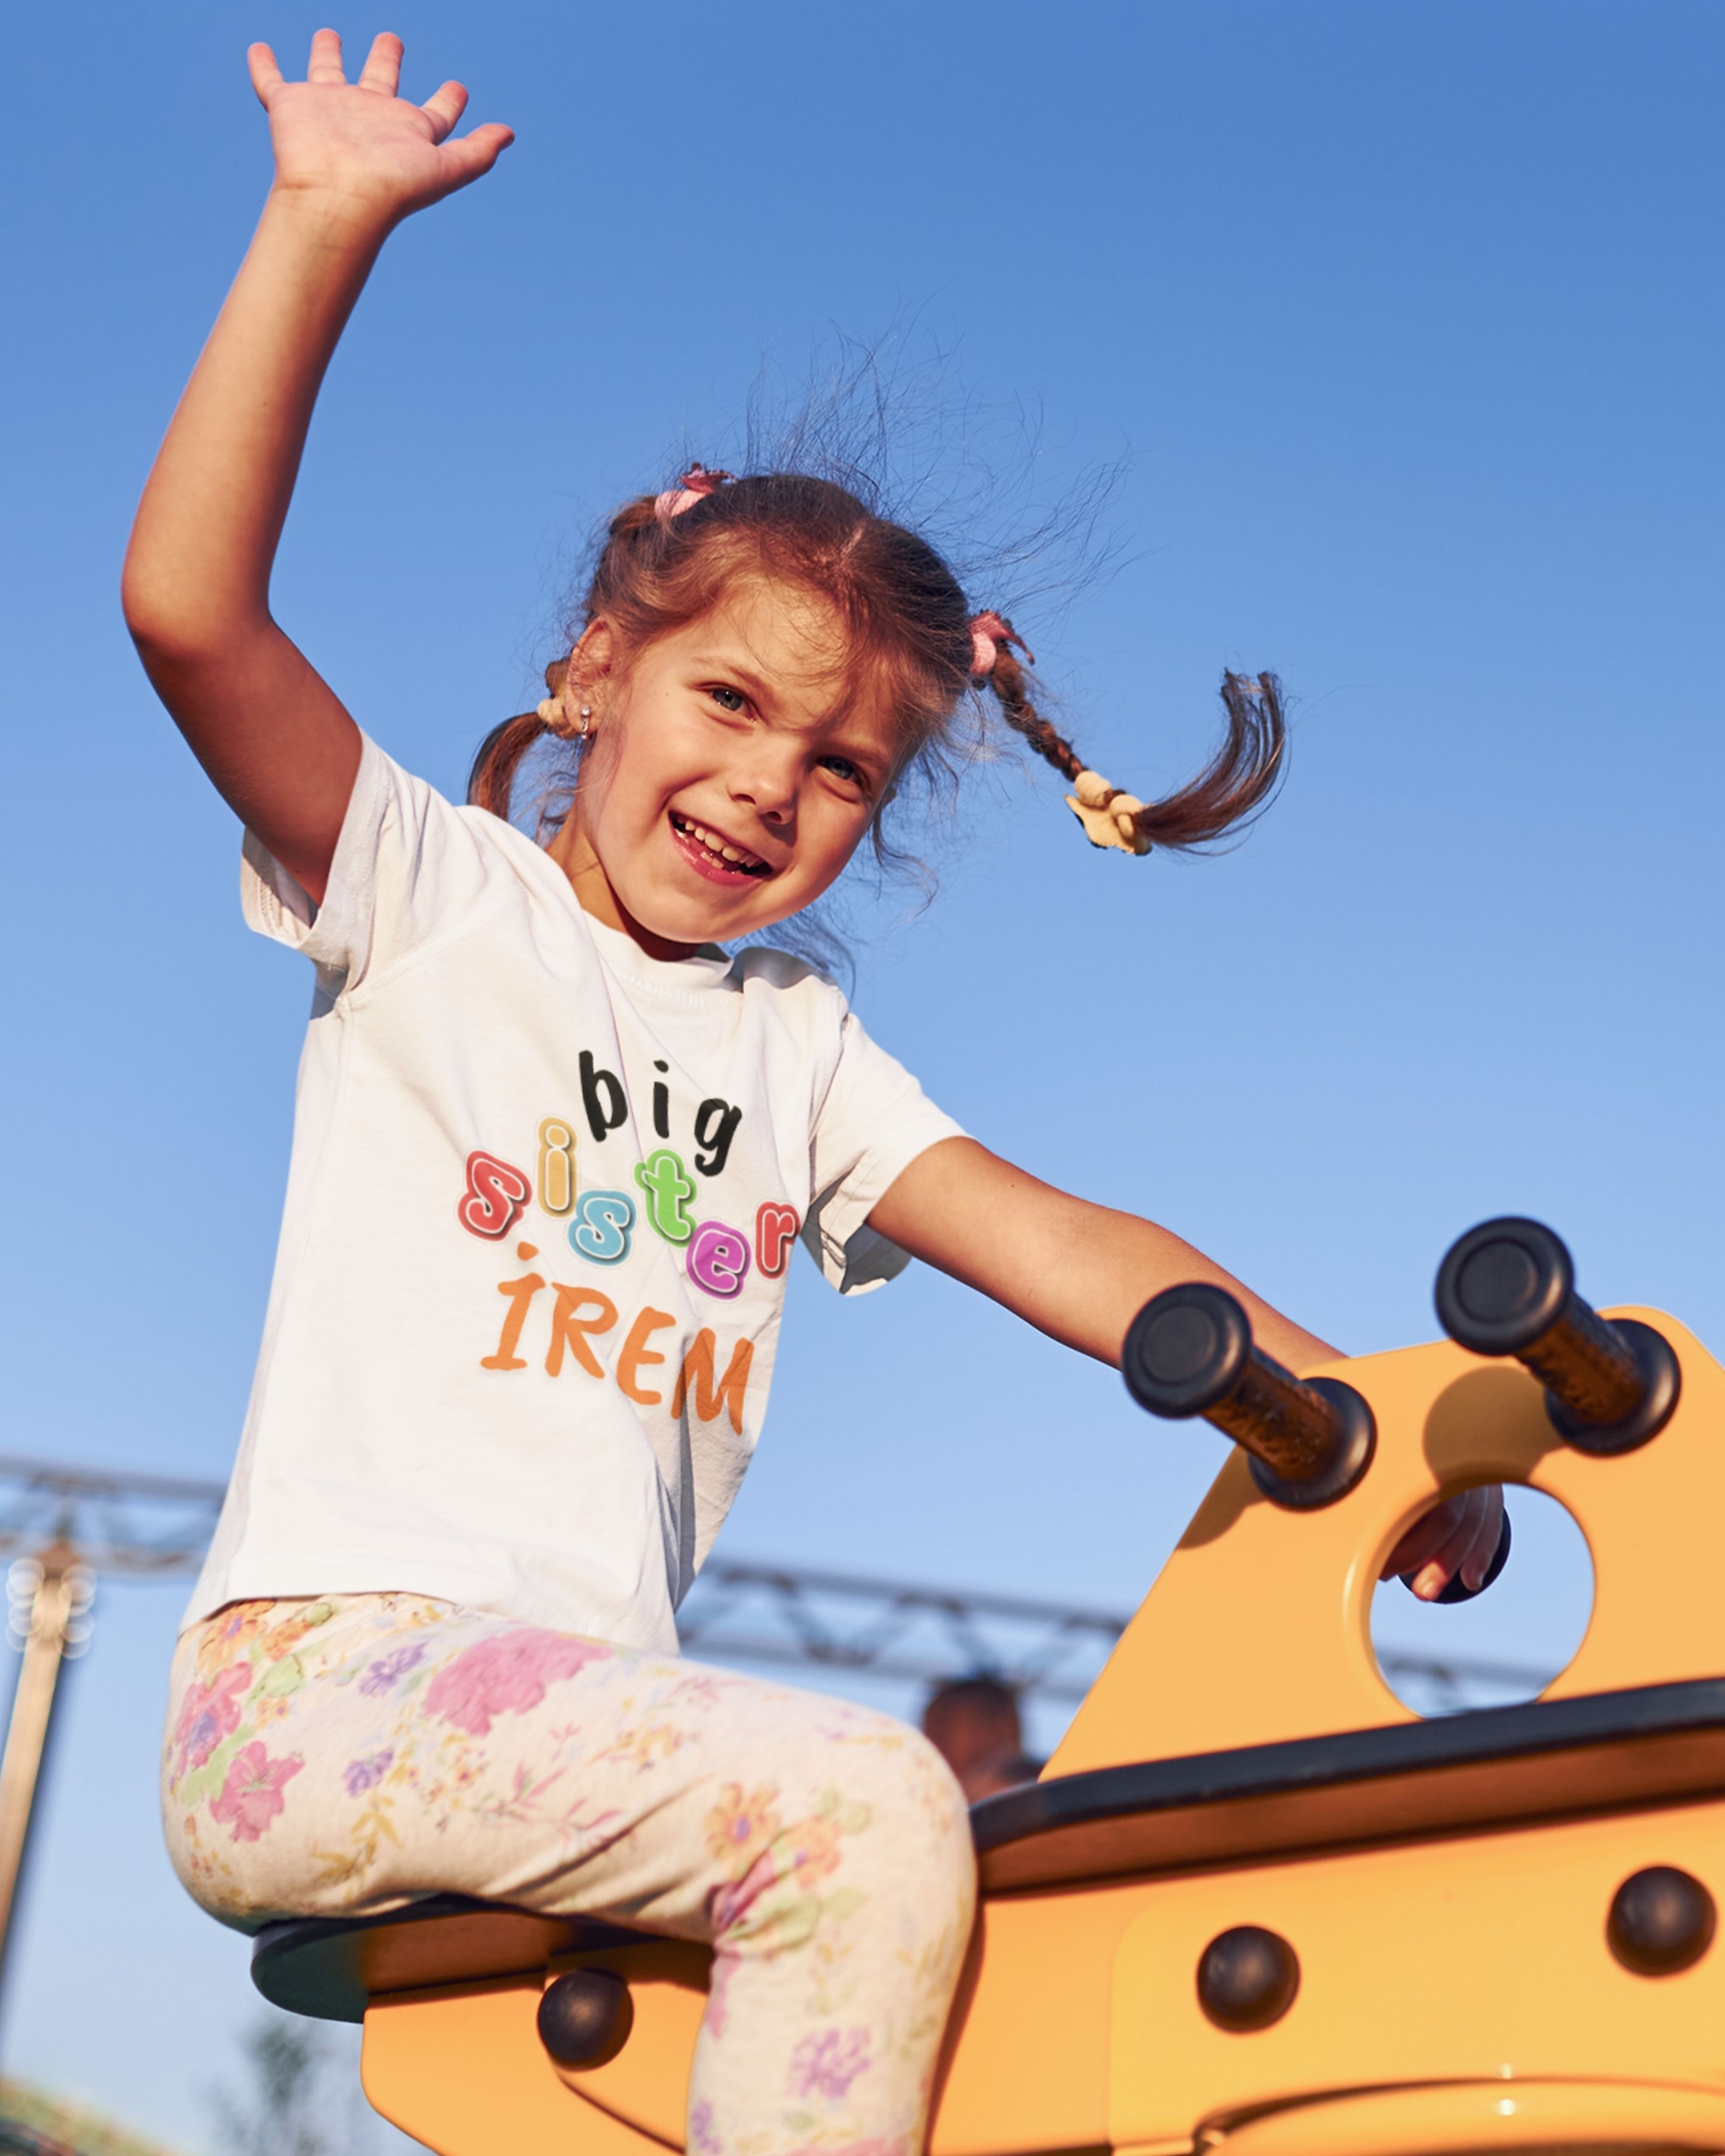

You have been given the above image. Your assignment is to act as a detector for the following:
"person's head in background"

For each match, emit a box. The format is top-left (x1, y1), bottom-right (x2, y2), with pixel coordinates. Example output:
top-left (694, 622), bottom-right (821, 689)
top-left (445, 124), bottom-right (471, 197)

top-left (921, 1674), bottom-right (1042, 1802)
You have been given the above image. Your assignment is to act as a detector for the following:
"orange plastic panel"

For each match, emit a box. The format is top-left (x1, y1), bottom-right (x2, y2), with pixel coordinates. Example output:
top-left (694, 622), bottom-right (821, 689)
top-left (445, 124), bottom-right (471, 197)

top-left (542, 1944), bottom-right (707, 2143)
top-left (1204, 2078), bottom-right (1725, 2153)
top-left (363, 1975), bottom-right (664, 2155)
top-left (1107, 1798), bottom-right (1725, 2147)
top-left (930, 1882), bottom-right (1135, 2154)
top-left (1051, 1312), bottom-right (1725, 1775)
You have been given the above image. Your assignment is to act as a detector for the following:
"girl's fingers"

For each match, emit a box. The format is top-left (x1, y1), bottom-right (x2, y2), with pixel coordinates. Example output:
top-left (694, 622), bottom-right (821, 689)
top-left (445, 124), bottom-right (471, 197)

top-left (1409, 1520), bottom-right (1473, 1598)
top-left (420, 80), bottom-right (471, 142)
top-left (1432, 1493), bottom-right (1488, 1593)
top-left (1409, 1489), bottom-right (1497, 1599)
top-left (305, 26), bottom-right (347, 86)
top-left (357, 31), bottom-right (405, 97)
top-left (1379, 1483), bottom-right (1503, 1587)
top-left (439, 122), bottom-right (516, 188)
top-left (1460, 1487), bottom-right (1505, 1590)
top-left (247, 43), bottom-right (285, 108)
top-left (1384, 1490), bottom-right (1471, 1594)
top-left (1379, 1503), bottom-right (1450, 1581)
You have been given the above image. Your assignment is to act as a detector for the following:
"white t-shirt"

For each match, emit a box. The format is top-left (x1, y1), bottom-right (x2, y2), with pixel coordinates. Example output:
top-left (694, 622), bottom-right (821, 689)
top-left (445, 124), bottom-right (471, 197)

top-left (185, 739), bottom-right (965, 1654)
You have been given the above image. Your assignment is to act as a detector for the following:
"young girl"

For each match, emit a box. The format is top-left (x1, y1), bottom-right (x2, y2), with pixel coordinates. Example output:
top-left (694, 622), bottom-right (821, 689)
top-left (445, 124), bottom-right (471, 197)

top-left (129, 33), bottom-right (1501, 2155)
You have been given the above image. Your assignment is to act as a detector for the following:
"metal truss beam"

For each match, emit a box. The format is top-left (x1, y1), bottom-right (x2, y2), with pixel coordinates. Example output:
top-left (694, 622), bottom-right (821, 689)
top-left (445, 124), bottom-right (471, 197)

top-left (0, 1456), bottom-right (1552, 1708)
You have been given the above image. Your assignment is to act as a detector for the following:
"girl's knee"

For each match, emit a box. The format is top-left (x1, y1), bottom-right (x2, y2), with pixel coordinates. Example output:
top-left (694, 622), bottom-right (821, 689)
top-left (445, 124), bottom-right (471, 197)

top-left (723, 1709), bottom-right (975, 1930)
top-left (851, 1727), bottom-right (977, 1924)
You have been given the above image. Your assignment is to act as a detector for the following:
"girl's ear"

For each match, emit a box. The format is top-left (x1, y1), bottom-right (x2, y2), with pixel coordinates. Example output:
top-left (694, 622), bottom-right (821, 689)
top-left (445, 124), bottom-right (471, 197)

top-left (566, 617), bottom-right (616, 704)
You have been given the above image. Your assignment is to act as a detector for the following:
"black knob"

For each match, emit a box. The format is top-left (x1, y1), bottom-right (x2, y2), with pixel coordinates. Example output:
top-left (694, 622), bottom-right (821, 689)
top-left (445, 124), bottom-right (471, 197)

top-left (537, 1967), bottom-right (634, 2068)
top-left (1434, 1218), bottom-right (1680, 1455)
top-left (1123, 1284), bottom-right (1375, 1510)
top-left (1196, 1925), bottom-right (1300, 2031)
top-left (1608, 1867), bottom-right (1716, 1977)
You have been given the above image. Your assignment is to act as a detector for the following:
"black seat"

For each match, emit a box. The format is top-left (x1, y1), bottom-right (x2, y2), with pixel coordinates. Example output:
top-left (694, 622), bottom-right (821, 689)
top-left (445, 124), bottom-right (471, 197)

top-left (968, 1677), bottom-right (1725, 1893)
top-left (251, 1894), bottom-right (656, 2023)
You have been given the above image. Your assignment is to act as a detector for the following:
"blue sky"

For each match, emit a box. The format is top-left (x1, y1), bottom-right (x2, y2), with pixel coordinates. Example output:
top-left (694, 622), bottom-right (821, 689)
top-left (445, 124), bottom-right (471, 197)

top-left (2, 1), bottom-right (1721, 2144)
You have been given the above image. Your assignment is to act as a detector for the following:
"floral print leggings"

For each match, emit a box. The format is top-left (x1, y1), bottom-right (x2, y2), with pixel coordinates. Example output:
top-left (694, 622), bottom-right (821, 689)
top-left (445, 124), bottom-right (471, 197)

top-left (162, 1594), bottom-right (977, 2156)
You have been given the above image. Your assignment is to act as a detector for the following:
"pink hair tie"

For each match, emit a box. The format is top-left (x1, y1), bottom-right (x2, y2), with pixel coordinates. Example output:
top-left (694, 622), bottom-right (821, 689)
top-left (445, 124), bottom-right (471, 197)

top-left (969, 610), bottom-right (1036, 680)
top-left (654, 464), bottom-right (732, 523)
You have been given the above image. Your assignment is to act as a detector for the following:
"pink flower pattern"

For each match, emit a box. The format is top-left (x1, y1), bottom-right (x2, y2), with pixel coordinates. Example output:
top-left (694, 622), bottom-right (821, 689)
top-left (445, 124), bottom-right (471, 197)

top-left (423, 1630), bottom-right (610, 1736)
top-left (708, 1848), bottom-right (781, 1936)
top-left (164, 1596), bottom-right (969, 2156)
top-left (173, 1662), bottom-right (250, 1775)
top-left (209, 1741), bottom-right (304, 1842)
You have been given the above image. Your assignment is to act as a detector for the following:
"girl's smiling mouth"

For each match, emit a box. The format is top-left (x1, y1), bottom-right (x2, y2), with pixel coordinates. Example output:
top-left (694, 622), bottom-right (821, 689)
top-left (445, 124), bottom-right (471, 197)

top-left (667, 810), bottom-right (775, 883)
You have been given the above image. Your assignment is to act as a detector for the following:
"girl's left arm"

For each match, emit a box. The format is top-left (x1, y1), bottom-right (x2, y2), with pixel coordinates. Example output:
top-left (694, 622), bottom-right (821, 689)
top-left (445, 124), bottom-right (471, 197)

top-left (869, 1137), bottom-right (1502, 1596)
top-left (868, 1137), bottom-right (1338, 1373)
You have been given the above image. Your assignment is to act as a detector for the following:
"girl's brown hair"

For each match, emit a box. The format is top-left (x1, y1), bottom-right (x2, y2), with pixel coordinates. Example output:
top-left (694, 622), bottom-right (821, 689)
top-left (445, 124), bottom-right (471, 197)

top-left (469, 470), bottom-right (1285, 861)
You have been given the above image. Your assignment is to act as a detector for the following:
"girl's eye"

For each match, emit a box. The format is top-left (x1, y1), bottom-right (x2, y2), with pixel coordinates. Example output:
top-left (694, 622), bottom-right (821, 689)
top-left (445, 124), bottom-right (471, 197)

top-left (821, 756), bottom-right (867, 792)
top-left (706, 684), bottom-right (748, 715)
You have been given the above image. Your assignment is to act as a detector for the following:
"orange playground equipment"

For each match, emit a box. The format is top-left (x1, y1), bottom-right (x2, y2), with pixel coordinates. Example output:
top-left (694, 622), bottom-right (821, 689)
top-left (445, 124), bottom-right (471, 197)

top-left (254, 1216), bottom-right (1725, 2154)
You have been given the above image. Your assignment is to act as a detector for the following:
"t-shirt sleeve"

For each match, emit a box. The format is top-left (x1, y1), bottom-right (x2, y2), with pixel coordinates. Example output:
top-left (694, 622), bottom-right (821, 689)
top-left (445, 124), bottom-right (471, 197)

top-left (239, 734), bottom-right (496, 995)
top-left (801, 1008), bottom-right (966, 1296)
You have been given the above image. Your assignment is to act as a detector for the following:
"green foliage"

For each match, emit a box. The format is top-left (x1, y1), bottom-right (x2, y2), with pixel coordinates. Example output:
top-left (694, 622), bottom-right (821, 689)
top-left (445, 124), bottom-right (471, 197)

top-left (210, 2011), bottom-right (381, 2156)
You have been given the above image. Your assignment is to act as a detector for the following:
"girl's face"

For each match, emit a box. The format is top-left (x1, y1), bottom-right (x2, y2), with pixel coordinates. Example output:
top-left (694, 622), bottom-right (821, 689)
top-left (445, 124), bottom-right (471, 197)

top-left (551, 582), bottom-right (907, 959)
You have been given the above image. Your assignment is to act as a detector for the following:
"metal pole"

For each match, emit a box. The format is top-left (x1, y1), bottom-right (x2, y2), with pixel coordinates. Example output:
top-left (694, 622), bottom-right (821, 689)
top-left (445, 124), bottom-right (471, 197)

top-left (0, 1540), bottom-right (91, 2001)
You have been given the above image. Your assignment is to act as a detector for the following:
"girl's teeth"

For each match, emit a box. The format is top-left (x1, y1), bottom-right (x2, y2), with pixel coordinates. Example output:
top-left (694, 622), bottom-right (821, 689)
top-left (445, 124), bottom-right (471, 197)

top-left (668, 810), bottom-right (759, 871)
top-left (677, 815), bottom-right (760, 871)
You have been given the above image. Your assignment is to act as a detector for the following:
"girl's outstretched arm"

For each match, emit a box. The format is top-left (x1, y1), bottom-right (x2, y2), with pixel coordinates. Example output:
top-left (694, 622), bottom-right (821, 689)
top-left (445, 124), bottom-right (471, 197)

top-left (869, 1139), bottom-right (1339, 1375)
top-left (869, 1138), bottom-right (1503, 1596)
top-left (122, 31), bottom-right (511, 904)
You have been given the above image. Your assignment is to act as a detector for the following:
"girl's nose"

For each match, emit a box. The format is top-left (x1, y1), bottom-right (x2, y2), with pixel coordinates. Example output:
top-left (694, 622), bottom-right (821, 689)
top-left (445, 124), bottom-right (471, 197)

top-left (728, 752), bottom-right (800, 825)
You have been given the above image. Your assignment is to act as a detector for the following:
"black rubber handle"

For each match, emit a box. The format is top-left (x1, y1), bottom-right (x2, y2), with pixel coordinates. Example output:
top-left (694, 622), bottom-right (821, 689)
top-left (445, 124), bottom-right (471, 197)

top-left (1123, 1283), bottom-right (1376, 1510)
top-left (1434, 1218), bottom-right (1679, 1455)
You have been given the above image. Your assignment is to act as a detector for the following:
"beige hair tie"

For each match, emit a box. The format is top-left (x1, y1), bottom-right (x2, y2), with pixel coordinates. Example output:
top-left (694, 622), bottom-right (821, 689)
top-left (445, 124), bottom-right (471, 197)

top-left (1066, 769), bottom-right (1152, 855)
top-left (970, 609), bottom-right (1155, 857)
top-left (536, 658), bottom-right (591, 740)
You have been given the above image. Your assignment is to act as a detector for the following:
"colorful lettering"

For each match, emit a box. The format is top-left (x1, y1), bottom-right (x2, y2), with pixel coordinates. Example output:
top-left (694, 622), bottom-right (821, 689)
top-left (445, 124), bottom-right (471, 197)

top-left (482, 1271), bottom-right (545, 1369)
top-left (688, 1220), bottom-right (750, 1300)
top-left (633, 1149), bottom-right (696, 1244)
top-left (652, 1061), bottom-right (671, 1141)
top-left (459, 1152), bottom-right (532, 1240)
top-left (617, 1307), bottom-right (677, 1406)
top-left (569, 1189), bottom-right (635, 1266)
top-left (536, 1118), bottom-right (577, 1216)
top-left (545, 1284), bottom-right (618, 1379)
top-left (693, 1097), bottom-right (742, 1177)
top-left (579, 1052), bottom-right (629, 1143)
top-left (671, 1331), bottom-right (754, 1436)
top-left (755, 1202), bottom-right (800, 1280)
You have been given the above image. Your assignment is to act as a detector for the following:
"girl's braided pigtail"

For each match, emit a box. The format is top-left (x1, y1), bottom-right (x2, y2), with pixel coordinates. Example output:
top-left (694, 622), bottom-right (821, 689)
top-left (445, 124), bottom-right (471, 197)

top-left (970, 612), bottom-right (1287, 855)
top-left (468, 658), bottom-right (592, 817)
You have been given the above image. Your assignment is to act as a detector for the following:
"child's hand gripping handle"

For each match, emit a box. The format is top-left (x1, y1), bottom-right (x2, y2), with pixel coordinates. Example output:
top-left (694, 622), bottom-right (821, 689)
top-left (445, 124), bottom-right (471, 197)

top-left (1435, 1217), bottom-right (1681, 1456)
top-left (1122, 1282), bottom-right (1378, 1511)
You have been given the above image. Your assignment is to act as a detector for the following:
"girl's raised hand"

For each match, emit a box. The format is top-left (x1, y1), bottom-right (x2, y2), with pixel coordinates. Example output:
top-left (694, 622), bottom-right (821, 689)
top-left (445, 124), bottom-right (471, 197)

top-left (248, 29), bottom-right (512, 226)
top-left (1379, 1483), bottom-right (1507, 1602)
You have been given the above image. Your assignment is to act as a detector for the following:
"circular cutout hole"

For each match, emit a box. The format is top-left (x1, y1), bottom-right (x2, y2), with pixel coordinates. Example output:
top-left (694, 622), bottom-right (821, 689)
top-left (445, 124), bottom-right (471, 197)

top-left (1371, 1486), bottom-right (1594, 1717)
